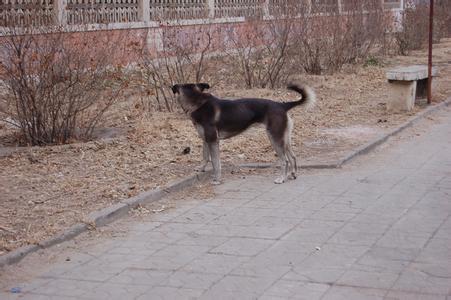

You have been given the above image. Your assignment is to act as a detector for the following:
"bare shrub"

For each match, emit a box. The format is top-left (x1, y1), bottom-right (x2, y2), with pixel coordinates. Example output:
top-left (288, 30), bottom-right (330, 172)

top-left (224, 21), bottom-right (266, 88)
top-left (138, 24), bottom-right (213, 112)
top-left (435, 0), bottom-right (451, 40)
top-left (291, 0), bottom-right (387, 74)
top-left (394, 1), bottom-right (429, 55)
top-left (0, 27), bottom-right (128, 145)
top-left (223, 1), bottom-right (304, 89)
top-left (225, 20), bottom-right (292, 89)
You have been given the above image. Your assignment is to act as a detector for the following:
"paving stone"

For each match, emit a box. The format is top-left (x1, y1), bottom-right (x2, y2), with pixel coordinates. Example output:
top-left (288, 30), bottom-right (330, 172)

top-left (385, 290), bottom-right (447, 300)
top-left (258, 295), bottom-right (289, 300)
top-left (320, 286), bottom-right (387, 300)
top-left (159, 271), bottom-right (223, 290)
top-left (81, 282), bottom-right (151, 300)
top-left (58, 263), bottom-right (125, 282)
top-left (0, 293), bottom-right (24, 300)
top-left (172, 205), bottom-right (230, 224)
top-left (105, 241), bottom-right (168, 256)
top-left (17, 294), bottom-right (79, 300)
top-left (208, 237), bottom-right (273, 256)
top-left (209, 207), bottom-right (271, 226)
top-left (434, 219), bottom-right (451, 239)
top-left (128, 221), bottom-right (163, 232)
top-left (282, 220), bottom-right (345, 243)
top-left (282, 267), bottom-right (347, 284)
top-left (241, 198), bottom-right (292, 209)
top-left (136, 286), bottom-right (205, 300)
top-left (352, 246), bottom-right (418, 274)
top-left (202, 197), bottom-right (251, 208)
top-left (376, 231), bottom-right (430, 249)
top-left (251, 215), bottom-right (305, 227)
top-left (251, 240), bottom-right (316, 268)
top-left (299, 244), bottom-right (370, 270)
top-left (262, 280), bottom-right (330, 299)
top-left (332, 194), bottom-right (381, 210)
top-left (132, 230), bottom-right (188, 244)
top-left (195, 224), bottom-right (292, 240)
top-left (259, 206), bottom-right (317, 220)
top-left (309, 209), bottom-right (358, 222)
top-left (182, 253), bottom-right (250, 275)
top-left (199, 289), bottom-right (260, 300)
top-left (200, 274), bottom-right (275, 297)
top-left (390, 209), bottom-right (448, 234)
top-left (174, 234), bottom-right (229, 247)
top-left (336, 270), bottom-right (399, 289)
top-left (131, 245), bottom-right (211, 270)
top-left (107, 268), bottom-right (172, 286)
top-left (31, 278), bottom-right (102, 297)
top-left (230, 261), bottom-right (291, 281)
top-left (328, 229), bottom-right (384, 246)
top-left (391, 265), bottom-right (451, 295)
top-left (414, 238), bottom-right (451, 263)
top-left (153, 222), bottom-right (206, 234)
top-left (351, 211), bottom-right (405, 225)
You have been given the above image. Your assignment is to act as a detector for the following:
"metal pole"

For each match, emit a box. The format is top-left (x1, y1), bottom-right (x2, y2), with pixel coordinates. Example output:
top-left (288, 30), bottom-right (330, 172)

top-left (427, 0), bottom-right (434, 104)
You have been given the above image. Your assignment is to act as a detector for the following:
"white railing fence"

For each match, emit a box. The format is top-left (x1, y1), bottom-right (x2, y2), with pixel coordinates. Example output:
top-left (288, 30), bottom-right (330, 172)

top-left (0, 0), bottom-right (403, 28)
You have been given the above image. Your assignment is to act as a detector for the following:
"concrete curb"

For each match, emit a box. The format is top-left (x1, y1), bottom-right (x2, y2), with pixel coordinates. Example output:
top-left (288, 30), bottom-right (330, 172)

top-left (1, 99), bottom-right (449, 268)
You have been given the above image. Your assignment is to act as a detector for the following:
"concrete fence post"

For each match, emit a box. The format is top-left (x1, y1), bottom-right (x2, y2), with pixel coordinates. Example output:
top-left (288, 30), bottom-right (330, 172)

top-left (139, 0), bottom-right (151, 23)
top-left (263, 0), bottom-right (270, 17)
top-left (337, 0), bottom-right (343, 14)
top-left (307, 0), bottom-right (312, 14)
top-left (53, 0), bottom-right (67, 25)
top-left (208, 0), bottom-right (215, 18)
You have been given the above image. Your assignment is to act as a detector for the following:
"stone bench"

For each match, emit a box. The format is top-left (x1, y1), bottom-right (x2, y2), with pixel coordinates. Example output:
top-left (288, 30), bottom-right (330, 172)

top-left (386, 65), bottom-right (437, 111)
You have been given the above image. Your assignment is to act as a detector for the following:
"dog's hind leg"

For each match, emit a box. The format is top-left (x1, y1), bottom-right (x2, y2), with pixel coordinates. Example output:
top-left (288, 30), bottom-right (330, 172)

top-left (286, 146), bottom-right (297, 179)
top-left (195, 141), bottom-right (210, 172)
top-left (285, 116), bottom-right (297, 179)
top-left (208, 141), bottom-right (221, 185)
top-left (272, 141), bottom-right (288, 184)
top-left (267, 131), bottom-right (289, 184)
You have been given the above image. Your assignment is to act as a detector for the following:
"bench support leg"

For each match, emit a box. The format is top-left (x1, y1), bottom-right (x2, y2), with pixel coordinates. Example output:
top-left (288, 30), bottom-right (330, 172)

top-left (387, 80), bottom-right (417, 112)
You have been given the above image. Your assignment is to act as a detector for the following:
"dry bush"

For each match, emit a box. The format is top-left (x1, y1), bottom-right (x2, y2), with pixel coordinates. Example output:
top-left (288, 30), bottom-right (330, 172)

top-left (224, 1), bottom-right (304, 89)
top-left (435, 0), bottom-right (451, 39)
top-left (225, 20), bottom-right (292, 89)
top-left (224, 21), bottom-right (267, 88)
top-left (0, 27), bottom-right (128, 145)
top-left (394, 1), bottom-right (429, 55)
top-left (138, 24), bottom-right (213, 112)
top-left (291, 0), bottom-right (387, 74)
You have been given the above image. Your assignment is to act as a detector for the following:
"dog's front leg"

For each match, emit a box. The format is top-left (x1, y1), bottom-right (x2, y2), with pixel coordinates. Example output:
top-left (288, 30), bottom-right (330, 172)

top-left (208, 141), bottom-right (221, 185)
top-left (195, 141), bottom-right (210, 172)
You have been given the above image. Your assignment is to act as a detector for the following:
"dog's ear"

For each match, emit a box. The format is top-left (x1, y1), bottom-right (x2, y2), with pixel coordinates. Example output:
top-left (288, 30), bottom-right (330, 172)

top-left (196, 83), bottom-right (210, 92)
top-left (171, 84), bottom-right (179, 94)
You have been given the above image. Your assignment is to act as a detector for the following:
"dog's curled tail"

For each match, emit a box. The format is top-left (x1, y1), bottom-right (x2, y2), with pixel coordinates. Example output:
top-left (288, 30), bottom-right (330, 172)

top-left (283, 84), bottom-right (316, 111)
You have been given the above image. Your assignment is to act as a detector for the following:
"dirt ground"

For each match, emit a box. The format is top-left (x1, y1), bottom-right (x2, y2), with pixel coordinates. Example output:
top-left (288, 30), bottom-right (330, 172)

top-left (1, 38), bottom-right (451, 255)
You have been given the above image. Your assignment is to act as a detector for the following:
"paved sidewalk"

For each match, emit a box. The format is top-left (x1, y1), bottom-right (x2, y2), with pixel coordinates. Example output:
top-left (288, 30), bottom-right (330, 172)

top-left (2, 109), bottom-right (451, 299)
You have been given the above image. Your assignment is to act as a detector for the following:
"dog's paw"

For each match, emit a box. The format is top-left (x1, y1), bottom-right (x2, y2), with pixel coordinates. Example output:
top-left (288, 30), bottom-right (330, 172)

top-left (211, 179), bottom-right (222, 185)
top-left (274, 176), bottom-right (285, 184)
top-left (288, 173), bottom-right (297, 180)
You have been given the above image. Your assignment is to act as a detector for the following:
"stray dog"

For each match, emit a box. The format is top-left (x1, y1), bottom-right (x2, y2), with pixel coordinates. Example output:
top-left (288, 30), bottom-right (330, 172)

top-left (171, 83), bottom-right (316, 185)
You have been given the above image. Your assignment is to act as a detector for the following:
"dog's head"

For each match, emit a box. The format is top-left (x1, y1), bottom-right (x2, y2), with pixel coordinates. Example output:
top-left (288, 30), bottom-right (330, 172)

top-left (171, 83), bottom-right (210, 95)
top-left (171, 83), bottom-right (210, 113)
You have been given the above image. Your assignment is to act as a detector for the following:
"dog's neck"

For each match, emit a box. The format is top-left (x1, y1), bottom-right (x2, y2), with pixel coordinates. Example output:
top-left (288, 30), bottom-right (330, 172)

top-left (178, 91), bottom-right (211, 115)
